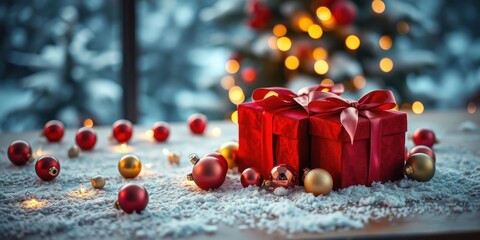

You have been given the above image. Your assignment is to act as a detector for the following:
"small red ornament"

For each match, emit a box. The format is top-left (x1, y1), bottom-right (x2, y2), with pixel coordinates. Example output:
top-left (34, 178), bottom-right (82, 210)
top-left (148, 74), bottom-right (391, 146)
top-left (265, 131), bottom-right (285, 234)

top-left (43, 120), bottom-right (64, 142)
top-left (35, 156), bottom-right (60, 181)
top-left (241, 168), bottom-right (263, 187)
top-left (188, 113), bottom-right (208, 135)
top-left (75, 127), bottom-right (97, 150)
top-left (152, 121), bottom-right (170, 142)
top-left (331, 1), bottom-right (357, 25)
top-left (112, 119), bottom-right (133, 143)
top-left (412, 128), bottom-right (437, 148)
top-left (7, 140), bottom-right (33, 166)
top-left (115, 184), bottom-right (149, 214)
top-left (204, 152), bottom-right (228, 175)
top-left (270, 164), bottom-right (296, 189)
top-left (187, 155), bottom-right (226, 190)
top-left (246, 0), bottom-right (272, 29)
top-left (409, 145), bottom-right (436, 162)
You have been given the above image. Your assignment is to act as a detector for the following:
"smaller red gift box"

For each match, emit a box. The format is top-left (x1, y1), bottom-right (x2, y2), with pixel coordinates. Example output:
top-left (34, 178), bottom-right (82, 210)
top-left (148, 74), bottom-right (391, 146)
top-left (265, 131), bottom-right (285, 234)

top-left (308, 90), bottom-right (407, 189)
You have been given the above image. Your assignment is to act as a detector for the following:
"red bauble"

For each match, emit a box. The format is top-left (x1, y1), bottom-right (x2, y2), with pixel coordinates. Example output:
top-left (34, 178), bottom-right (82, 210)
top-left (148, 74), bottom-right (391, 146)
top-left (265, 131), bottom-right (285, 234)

top-left (331, 1), bottom-right (357, 25)
top-left (35, 156), bottom-right (60, 181)
top-left (152, 121), bottom-right (170, 142)
top-left (270, 164), bottom-right (296, 189)
top-left (241, 168), bottom-right (263, 187)
top-left (409, 145), bottom-right (436, 162)
top-left (188, 113), bottom-right (208, 135)
top-left (204, 152), bottom-right (228, 175)
top-left (246, 0), bottom-right (272, 29)
top-left (43, 120), bottom-right (64, 142)
top-left (116, 184), bottom-right (149, 214)
top-left (112, 119), bottom-right (133, 143)
top-left (412, 128), bottom-right (437, 148)
top-left (7, 140), bottom-right (32, 166)
top-left (75, 127), bottom-right (97, 150)
top-left (190, 156), bottom-right (226, 190)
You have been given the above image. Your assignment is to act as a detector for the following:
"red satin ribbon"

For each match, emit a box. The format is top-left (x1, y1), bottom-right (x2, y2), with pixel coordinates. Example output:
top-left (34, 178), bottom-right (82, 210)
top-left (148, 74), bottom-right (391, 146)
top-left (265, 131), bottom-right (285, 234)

top-left (252, 84), bottom-right (344, 176)
top-left (307, 90), bottom-right (397, 183)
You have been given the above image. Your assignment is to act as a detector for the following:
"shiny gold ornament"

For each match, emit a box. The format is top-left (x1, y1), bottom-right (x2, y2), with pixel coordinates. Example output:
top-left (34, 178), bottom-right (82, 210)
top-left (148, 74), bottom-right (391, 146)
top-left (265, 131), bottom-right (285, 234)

top-left (302, 168), bottom-right (333, 196)
top-left (404, 153), bottom-right (435, 182)
top-left (90, 176), bottom-right (106, 189)
top-left (68, 145), bottom-right (80, 158)
top-left (118, 155), bottom-right (142, 178)
top-left (218, 141), bottom-right (239, 169)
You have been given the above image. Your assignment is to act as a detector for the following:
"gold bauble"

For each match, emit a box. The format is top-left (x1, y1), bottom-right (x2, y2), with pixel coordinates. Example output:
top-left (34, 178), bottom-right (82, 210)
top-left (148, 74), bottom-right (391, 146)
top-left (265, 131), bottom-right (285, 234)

top-left (303, 168), bottom-right (333, 196)
top-left (68, 145), bottom-right (80, 158)
top-left (218, 142), bottom-right (239, 169)
top-left (91, 176), bottom-right (106, 189)
top-left (118, 155), bottom-right (142, 178)
top-left (404, 153), bottom-right (435, 182)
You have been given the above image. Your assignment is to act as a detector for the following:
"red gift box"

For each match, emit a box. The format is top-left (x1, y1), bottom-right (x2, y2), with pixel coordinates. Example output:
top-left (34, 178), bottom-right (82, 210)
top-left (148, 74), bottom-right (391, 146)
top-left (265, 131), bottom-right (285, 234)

top-left (238, 85), bottom-right (344, 185)
top-left (308, 90), bottom-right (407, 189)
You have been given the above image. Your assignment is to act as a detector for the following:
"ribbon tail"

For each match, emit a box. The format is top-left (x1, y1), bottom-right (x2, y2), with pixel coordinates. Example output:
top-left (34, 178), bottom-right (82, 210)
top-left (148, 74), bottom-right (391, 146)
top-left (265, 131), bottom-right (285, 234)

top-left (366, 115), bottom-right (383, 184)
top-left (261, 111), bottom-right (276, 178)
top-left (340, 107), bottom-right (359, 144)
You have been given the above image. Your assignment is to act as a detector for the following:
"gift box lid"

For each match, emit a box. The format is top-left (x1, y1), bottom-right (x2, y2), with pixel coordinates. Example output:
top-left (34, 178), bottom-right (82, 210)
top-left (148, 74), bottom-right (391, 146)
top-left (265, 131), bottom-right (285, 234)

top-left (309, 110), bottom-right (407, 142)
top-left (238, 102), bottom-right (309, 139)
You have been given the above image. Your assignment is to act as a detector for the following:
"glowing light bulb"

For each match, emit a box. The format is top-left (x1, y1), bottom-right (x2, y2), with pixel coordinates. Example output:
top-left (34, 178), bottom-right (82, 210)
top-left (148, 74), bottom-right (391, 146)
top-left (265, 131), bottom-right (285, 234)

top-left (84, 118), bottom-right (94, 127)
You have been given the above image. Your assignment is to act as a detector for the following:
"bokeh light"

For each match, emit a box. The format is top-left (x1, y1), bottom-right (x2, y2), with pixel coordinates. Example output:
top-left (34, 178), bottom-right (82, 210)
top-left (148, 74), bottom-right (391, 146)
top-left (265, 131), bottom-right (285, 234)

top-left (313, 47), bottom-right (328, 60)
top-left (241, 68), bottom-right (256, 83)
top-left (397, 21), bottom-right (410, 34)
top-left (316, 7), bottom-right (332, 21)
top-left (228, 86), bottom-right (245, 105)
top-left (372, 0), bottom-right (385, 14)
top-left (352, 75), bottom-right (366, 89)
top-left (380, 57), bottom-right (394, 72)
top-left (273, 24), bottom-right (287, 37)
top-left (231, 110), bottom-right (238, 124)
top-left (379, 35), bottom-right (392, 50)
top-left (225, 59), bottom-right (240, 74)
top-left (221, 76), bottom-right (235, 90)
top-left (412, 101), bottom-right (424, 114)
top-left (345, 35), bottom-right (361, 50)
top-left (298, 15), bottom-right (313, 32)
top-left (314, 60), bottom-right (329, 75)
top-left (84, 118), bottom-right (94, 127)
top-left (320, 78), bottom-right (334, 86)
top-left (285, 56), bottom-right (300, 70)
top-left (277, 37), bottom-right (292, 51)
top-left (308, 24), bottom-right (323, 39)
top-left (467, 102), bottom-right (477, 114)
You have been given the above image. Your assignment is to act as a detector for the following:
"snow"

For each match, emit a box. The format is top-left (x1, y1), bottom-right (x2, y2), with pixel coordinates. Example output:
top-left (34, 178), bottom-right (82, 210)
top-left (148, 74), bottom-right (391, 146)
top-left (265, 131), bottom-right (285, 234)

top-left (0, 124), bottom-right (479, 239)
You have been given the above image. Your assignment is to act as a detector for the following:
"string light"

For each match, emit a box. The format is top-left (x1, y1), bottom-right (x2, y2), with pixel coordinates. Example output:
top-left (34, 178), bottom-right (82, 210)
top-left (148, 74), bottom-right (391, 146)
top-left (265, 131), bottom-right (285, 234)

top-left (285, 56), bottom-right (300, 70)
top-left (397, 21), bottom-right (409, 34)
top-left (379, 57), bottom-right (394, 72)
top-left (352, 75), bottom-right (366, 89)
top-left (84, 118), bottom-right (94, 127)
top-left (277, 37), bottom-right (292, 51)
top-left (320, 78), bottom-right (334, 86)
top-left (225, 59), bottom-right (240, 74)
top-left (467, 102), bottom-right (477, 114)
top-left (308, 24), bottom-right (323, 39)
top-left (379, 35), bottom-right (392, 50)
top-left (228, 86), bottom-right (245, 105)
top-left (221, 76), bottom-right (235, 90)
top-left (314, 60), bottom-right (329, 75)
top-left (316, 7), bottom-right (332, 21)
top-left (231, 110), bottom-right (238, 124)
top-left (273, 24), bottom-right (287, 37)
top-left (313, 47), bottom-right (328, 60)
top-left (372, 0), bottom-right (385, 14)
top-left (412, 101), bottom-right (424, 114)
top-left (298, 15), bottom-right (313, 32)
top-left (345, 35), bottom-right (361, 50)
top-left (23, 198), bottom-right (47, 209)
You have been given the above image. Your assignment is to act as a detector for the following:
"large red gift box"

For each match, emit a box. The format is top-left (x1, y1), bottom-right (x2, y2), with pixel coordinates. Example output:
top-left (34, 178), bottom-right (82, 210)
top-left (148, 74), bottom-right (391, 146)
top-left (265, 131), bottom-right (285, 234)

top-left (308, 90), bottom-right (407, 189)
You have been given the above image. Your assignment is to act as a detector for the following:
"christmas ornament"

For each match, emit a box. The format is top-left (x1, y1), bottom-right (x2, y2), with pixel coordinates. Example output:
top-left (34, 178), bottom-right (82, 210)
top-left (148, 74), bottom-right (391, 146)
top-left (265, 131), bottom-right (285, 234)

top-left (114, 183), bottom-right (149, 214)
top-left (404, 153), bottom-right (435, 182)
top-left (218, 141), bottom-right (239, 169)
top-left (246, 0), bottom-right (272, 29)
top-left (204, 152), bottom-right (228, 174)
top-left (35, 156), bottom-right (60, 181)
top-left (412, 128), bottom-right (437, 148)
top-left (43, 120), bottom-right (64, 142)
top-left (188, 113), bottom-right (208, 134)
top-left (152, 121), bottom-right (170, 142)
top-left (303, 168), bottom-right (333, 196)
top-left (331, 0), bottom-right (357, 25)
top-left (409, 145), bottom-right (436, 162)
top-left (270, 164), bottom-right (296, 189)
top-left (118, 155), bottom-right (142, 179)
top-left (7, 140), bottom-right (33, 166)
top-left (111, 119), bottom-right (133, 143)
top-left (240, 168), bottom-right (263, 187)
top-left (90, 176), bottom-right (106, 189)
top-left (75, 127), bottom-right (97, 150)
top-left (68, 145), bottom-right (80, 158)
top-left (187, 154), bottom-right (226, 190)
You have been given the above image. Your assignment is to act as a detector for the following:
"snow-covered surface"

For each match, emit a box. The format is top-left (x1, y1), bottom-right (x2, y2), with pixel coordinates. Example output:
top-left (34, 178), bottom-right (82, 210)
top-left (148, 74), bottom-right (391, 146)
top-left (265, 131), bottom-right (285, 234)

top-left (0, 121), bottom-right (479, 239)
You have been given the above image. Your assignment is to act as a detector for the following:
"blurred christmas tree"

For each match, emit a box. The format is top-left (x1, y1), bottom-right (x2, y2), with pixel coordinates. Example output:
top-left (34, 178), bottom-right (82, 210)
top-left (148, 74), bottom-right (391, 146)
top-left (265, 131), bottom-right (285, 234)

top-left (204, 0), bottom-right (438, 120)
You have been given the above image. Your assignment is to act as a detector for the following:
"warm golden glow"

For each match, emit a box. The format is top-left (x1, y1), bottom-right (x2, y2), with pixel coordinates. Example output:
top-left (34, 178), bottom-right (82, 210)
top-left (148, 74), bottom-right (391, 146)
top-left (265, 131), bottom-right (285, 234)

top-left (313, 47), bottom-right (328, 60)
top-left (372, 0), bottom-right (385, 14)
top-left (120, 143), bottom-right (128, 151)
top-left (228, 86), bottom-right (245, 105)
top-left (320, 78), bottom-right (334, 86)
top-left (467, 102), bottom-right (477, 114)
top-left (144, 163), bottom-right (153, 169)
top-left (345, 35), bottom-right (361, 50)
top-left (23, 198), bottom-right (47, 209)
top-left (225, 59), bottom-right (240, 74)
top-left (285, 56), bottom-right (300, 70)
top-left (379, 35), bottom-right (392, 50)
top-left (264, 91), bottom-right (279, 99)
top-left (298, 16), bottom-right (313, 32)
top-left (352, 75), bottom-right (366, 89)
top-left (145, 130), bottom-right (154, 138)
top-left (84, 118), bottom-right (94, 127)
top-left (277, 37), bottom-right (292, 51)
top-left (412, 101), bottom-right (424, 114)
top-left (80, 181), bottom-right (86, 194)
top-left (221, 76), bottom-right (235, 90)
top-left (273, 24), bottom-right (287, 37)
top-left (268, 36), bottom-right (278, 50)
top-left (321, 16), bottom-right (336, 30)
top-left (210, 127), bottom-right (222, 138)
top-left (308, 24), bottom-right (323, 39)
top-left (316, 7), bottom-right (332, 21)
top-left (393, 104), bottom-right (399, 111)
top-left (380, 57), bottom-right (394, 72)
top-left (401, 103), bottom-right (411, 110)
top-left (397, 21), bottom-right (409, 34)
top-left (231, 110), bottom-right (238, 124)
top-left (314, 60), bottom-right (329, 75)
